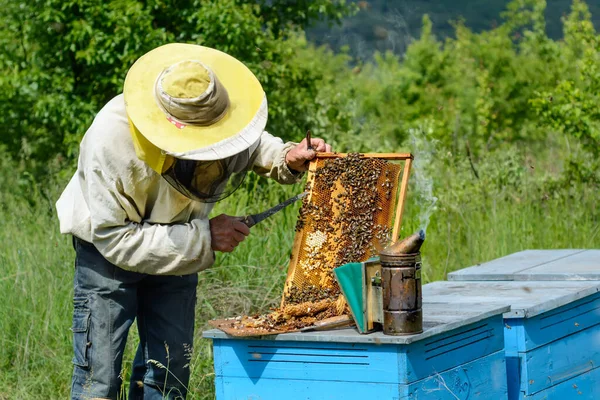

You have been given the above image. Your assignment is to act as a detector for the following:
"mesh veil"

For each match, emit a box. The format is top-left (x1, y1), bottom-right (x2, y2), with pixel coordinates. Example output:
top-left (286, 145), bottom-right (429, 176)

top-left (162, 149), bottom-right (250, 203)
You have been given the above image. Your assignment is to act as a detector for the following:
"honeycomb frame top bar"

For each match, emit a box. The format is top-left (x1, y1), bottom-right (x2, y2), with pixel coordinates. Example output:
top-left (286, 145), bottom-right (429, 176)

top-left (315, 152), bottom-right (414, 160)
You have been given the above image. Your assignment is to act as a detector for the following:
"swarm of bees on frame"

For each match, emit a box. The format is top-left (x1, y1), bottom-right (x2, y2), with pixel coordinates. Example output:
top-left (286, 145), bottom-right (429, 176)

top-left (222, 153), bottom-right (400, 333)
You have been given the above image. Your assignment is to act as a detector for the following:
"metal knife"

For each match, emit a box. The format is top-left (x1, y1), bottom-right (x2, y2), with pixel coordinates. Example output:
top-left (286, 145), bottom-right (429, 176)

top-left (237, 192), bottom-right (308, 228)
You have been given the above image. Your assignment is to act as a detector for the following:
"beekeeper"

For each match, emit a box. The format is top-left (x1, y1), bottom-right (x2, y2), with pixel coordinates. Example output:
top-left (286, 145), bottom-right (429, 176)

top-left (56, 43), bottom-right (331, 400)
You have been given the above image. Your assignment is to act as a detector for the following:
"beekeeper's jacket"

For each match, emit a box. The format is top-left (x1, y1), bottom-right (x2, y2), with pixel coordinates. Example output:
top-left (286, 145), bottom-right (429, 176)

top-left (56, 94), bottom-right (300, 275)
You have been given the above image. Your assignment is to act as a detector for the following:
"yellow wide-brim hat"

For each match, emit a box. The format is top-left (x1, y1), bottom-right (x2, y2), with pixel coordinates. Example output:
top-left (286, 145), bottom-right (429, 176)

top-left (123, 43), bottom-right (266, 173)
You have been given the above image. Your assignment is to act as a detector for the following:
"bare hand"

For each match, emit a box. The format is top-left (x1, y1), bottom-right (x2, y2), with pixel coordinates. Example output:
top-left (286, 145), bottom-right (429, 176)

top-left (285, 137), bottom-right (332, 172)
top-left (209, 214), bottom-right (250, 252)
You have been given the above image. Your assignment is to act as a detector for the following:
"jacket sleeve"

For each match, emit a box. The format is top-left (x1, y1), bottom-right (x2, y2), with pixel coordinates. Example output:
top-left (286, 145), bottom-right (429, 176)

top-left (85, 165), bottom-right (214, 276)
top-left (251, 131), bottom-right (303, 184)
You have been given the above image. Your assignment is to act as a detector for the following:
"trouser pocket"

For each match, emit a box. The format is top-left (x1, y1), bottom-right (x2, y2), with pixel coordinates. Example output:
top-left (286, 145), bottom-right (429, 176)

top-left (72, 295), bottom-right (91, 368)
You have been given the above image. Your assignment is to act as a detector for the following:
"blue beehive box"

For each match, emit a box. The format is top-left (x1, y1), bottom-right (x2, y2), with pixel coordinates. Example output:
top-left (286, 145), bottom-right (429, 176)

top-left (203, 302), bottom-right (509, 400)
top-left (423, 280), bottom-right (600, 399)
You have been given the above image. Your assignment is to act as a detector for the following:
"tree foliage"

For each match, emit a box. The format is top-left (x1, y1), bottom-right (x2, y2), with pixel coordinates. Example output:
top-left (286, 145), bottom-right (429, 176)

top-left (531, 0), bottom-right (600, 156)
top-left (301, 0), bottom-right (599, 186)
top-left (0, 0), bottom-right (598, 188)
top-left (0, 0), bottom-right (354, 176)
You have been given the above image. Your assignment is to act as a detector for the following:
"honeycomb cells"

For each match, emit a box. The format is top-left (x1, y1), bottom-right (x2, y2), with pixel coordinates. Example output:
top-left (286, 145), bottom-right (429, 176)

top-left (283, 153), bottom-right (402, 306)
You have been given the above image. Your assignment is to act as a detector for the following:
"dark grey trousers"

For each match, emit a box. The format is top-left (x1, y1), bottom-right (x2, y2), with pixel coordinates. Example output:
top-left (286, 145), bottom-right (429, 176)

top-left (70, 237), bottom-right (198, 400)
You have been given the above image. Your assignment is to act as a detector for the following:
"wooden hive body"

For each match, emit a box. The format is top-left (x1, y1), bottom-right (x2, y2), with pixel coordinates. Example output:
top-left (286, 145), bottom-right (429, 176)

top-left (203, 302), bottom-right (509, 399)
top-left (423, 280), bottom-right (600, 400)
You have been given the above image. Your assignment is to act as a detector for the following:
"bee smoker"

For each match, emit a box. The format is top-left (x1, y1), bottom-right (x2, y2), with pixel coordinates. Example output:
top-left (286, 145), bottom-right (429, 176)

top-left (379, 230), bottom-right (425, 335)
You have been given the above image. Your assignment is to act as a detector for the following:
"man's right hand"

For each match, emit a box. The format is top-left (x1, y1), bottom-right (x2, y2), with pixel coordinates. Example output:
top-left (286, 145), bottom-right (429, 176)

top-left (209, 214), bottom-right (250, 252)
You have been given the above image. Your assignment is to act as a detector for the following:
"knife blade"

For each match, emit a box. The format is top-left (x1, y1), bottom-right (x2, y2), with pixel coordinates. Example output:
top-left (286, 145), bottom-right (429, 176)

top-left (238, 191), bottom-right (308, 228)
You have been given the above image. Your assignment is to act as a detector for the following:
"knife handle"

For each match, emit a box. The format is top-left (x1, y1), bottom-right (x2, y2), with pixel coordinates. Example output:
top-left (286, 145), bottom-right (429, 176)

top-left (236, 216), bottom-right (255, 228)
top-left (306, 130), bottom-right (313, 151)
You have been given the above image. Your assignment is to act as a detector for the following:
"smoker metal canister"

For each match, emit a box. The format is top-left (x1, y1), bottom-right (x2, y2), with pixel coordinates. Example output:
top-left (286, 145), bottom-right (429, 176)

top-left (380, 252), bottom-right (423, 335)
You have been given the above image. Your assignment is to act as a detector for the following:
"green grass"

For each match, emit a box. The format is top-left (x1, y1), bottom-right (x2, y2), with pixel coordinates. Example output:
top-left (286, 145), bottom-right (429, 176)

top-left (0, 157), bottom-right (598, 399)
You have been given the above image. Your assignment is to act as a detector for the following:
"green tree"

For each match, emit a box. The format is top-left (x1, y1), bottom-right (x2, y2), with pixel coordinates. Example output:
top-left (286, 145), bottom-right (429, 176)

top-left (0, 0), bottom-right (354, 178)
top-left (532, 0), bottom-right (600, 154)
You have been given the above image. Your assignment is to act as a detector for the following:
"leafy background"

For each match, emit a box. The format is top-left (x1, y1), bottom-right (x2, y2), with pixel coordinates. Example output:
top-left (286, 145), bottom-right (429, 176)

top-left (0, 0), bottom-right (599, 398)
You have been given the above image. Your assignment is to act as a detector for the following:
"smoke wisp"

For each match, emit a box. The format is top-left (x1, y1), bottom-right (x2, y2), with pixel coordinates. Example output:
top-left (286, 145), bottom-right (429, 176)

top-left (408, 125), bottom-right (438, 235)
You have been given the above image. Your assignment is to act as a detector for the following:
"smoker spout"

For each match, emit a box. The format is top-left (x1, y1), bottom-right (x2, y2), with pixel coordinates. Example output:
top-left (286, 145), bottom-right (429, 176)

top-left (383, 230), bottom-right (425, 255)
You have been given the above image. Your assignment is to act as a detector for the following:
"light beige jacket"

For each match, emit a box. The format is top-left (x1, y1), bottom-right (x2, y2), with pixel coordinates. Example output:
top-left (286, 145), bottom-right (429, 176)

top-left (56, 94), bottom-right (300, 275)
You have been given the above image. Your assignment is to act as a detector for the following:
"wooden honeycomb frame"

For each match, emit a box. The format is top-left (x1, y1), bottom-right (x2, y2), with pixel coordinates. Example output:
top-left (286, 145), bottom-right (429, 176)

top-left (281, 152), bottom-right (413, 308)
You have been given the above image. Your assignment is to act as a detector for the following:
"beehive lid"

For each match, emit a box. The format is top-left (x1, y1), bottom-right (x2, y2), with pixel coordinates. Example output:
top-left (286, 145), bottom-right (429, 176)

top-left (203, 301), bottom-right (509, 344)
top-left (422, 280), bottom-right (600, 318)
top-left (448, 249), bottom-right (600, 281)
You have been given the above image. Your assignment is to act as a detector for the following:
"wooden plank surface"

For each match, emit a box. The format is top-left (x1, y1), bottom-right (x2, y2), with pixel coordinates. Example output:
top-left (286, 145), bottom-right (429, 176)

top-left (391, 157), bottom-right (411, 241)
top-left (524, 365), bottom-right (600, 400)
top-left (448, 249), bottom-right (586, 281)
top-left (518, 323), bottom-right (600, 395)
top-left (211, 315), bottom-right (504, 386)
top-left (315, 152), bottom-right (413, 160)
top-left (408, 350), bottom-right (507, 400)
top-left (422, 281), bottom-right (600, 318)
top-left (503, 291), bottom-right (600, 354)
top-left (514, 249), bottom-right (600, 280)
top-left (214, 350), bottom-right (507, 400)
top-left (203, 302), bottom-right (509, 344)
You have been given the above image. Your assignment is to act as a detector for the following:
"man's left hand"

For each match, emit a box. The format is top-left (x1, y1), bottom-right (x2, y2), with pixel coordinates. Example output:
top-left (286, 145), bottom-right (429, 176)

top-left (285, 138), bottom-right (332, 172)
